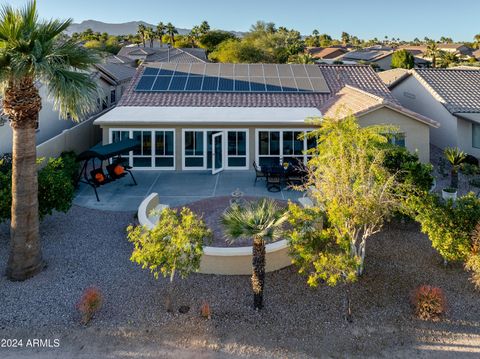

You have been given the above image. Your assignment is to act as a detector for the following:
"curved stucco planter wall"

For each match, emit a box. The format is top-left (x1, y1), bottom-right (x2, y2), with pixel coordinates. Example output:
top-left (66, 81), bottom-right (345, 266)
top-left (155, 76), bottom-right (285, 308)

top-left (138, 194), bottom-right (293, 275)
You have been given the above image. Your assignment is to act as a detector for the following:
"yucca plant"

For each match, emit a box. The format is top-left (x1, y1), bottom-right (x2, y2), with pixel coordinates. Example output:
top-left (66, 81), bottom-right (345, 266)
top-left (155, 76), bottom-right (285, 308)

top-left (221, 198), bottom-right (288, 310)
top-left (0, 0), bottom-right (100, 280)
top-left (444, 147), bottom-right (466, 189)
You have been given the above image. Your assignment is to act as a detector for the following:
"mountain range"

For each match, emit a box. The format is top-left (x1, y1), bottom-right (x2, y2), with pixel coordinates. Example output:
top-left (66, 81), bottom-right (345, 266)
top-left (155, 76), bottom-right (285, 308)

top-left (67, 20), bottom-right (245, 37)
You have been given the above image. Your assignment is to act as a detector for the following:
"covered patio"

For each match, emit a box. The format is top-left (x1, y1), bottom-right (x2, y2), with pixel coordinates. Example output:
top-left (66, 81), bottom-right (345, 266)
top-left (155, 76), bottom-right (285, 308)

top-left (73, 170), bottom-right (303, 211)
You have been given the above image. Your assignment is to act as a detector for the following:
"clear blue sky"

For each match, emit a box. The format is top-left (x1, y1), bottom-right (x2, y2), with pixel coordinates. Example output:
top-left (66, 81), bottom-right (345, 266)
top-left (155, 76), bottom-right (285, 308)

top-left (5, 0), bottom-right (479, 41)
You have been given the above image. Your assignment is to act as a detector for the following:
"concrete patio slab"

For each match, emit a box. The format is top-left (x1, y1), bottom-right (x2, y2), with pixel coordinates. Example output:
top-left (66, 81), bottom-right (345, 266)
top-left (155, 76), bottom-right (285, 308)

top-left (73, 170), bottom-right (303, 211)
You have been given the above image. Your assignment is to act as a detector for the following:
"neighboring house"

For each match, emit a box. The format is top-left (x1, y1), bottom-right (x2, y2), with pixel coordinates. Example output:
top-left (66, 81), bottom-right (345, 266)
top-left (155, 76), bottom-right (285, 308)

top-left (382, 68), bottom-right (480, 157)
top-left (93, 63), bottom-right (437, 171)
top-left (94, 62), bottom-right (137, 110)
top-left (473, 49), bottom-right (480, 61)
top-left (117, 46), bottom-right (208, 63)
top-left (0, 85), bottom-right (78, 155)
top-left (340, 49), bottom-right (394, 71)
top-left (398, 44), bottom-right (475, 61)
top-left (306, 47), bottom-right (349, 60)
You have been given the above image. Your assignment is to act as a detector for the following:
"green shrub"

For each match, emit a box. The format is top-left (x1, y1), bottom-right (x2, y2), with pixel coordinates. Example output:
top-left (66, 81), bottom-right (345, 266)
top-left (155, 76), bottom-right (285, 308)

top-left (408, 192), bottom-right (480, 263)
top-left (469, 178), bottom-right (480, 188)
top-left (383, 146), bottom-right (434, 193)
top-left (0, 152), bottom-right (77, 222)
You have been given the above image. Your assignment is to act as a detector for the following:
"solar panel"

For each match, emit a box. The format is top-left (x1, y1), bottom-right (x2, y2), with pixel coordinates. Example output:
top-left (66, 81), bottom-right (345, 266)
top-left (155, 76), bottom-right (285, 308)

top-left (135, 63), bottom-right (330, 94)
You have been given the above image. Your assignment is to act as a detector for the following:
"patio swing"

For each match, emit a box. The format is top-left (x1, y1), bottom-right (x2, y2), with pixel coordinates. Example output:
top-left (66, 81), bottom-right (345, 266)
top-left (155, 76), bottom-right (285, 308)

top-left (76, 139), bottom-right (140, 202)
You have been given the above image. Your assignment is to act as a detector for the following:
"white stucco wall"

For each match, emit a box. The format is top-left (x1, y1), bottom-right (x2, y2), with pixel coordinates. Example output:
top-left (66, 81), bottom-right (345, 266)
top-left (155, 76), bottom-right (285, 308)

top-left (358, 107), bottom-right (431, 163)
top-left (390, 75), bottom-right (458, 150)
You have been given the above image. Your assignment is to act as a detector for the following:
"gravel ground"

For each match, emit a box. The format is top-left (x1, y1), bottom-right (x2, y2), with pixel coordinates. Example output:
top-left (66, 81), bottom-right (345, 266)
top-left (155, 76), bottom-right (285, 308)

top-left (176, 196), bottom-right (288, 247)
top-left (0, 206), bottom-right (479, 358)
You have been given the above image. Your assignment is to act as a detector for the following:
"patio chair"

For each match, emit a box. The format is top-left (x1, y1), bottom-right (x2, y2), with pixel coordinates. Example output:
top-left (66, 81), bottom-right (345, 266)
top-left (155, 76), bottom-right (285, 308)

top-left (266, 169), bottom-right (282, 192)
top-left (253, 161), bottom-right (266, 186)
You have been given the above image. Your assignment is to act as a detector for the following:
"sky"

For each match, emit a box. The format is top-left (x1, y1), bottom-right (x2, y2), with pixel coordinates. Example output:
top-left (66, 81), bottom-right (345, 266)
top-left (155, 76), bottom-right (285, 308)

top-left (4, 0), bottom-right (480, 41)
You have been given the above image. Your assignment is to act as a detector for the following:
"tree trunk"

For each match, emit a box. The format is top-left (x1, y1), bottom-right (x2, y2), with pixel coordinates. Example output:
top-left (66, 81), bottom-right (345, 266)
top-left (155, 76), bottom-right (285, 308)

top-left (4, 78), bottom-right (43, 281)
top-left (252, 237), bottom-right (266, 310)
top-left (451, 168), bottom-right (458, 188)
top-left (344, 283), bottom-right (353, 323)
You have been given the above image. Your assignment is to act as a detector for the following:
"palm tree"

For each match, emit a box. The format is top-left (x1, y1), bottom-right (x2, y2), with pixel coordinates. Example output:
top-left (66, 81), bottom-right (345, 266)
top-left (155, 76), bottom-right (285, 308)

top-left (0, 1), bottom-right (99, 280)
top-left (438, 50), bottom-right (458, 68)
top-left (137, 24), bottom-right (147, 47)
top-left (289, 53), bottom-right (315, 64)
top-left (425, 41), bottom-right (440, 68)
top-left (187, 26), bottom-right (200, 48)
top-left (156, 22), bottom-right (166, 47)
top-left (444, 147), bottom-right (466, 188)
top-left (221, 199), bottom-right (288, 310)
top-left (166, 23), bottom-right (178, 47)
top-left (145, 26), bottom-right (154, 48)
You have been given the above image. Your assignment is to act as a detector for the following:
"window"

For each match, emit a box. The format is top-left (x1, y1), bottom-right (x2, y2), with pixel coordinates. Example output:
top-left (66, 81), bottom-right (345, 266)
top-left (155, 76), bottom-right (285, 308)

top-left (473, 124), bottom-right (480, 149)
top-left (388, 133), bottom-right (406, 147)
top-left (154, 131), bottom-right (175, 167)
top-left (110, 89), bottom-right (116, 104)
top-left (110, 129), bottom-right (175, 169)
top-left (257, 129), bottom-right (312, 167)
top-left (227, 131), bottom-right (247, 167)
top-left (184, 131), bottom-right (204, 168)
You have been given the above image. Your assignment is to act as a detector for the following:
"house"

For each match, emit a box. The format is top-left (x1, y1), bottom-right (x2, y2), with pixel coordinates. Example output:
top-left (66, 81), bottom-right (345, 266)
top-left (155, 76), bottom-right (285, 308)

top-left (117, 46), bottom-right (208, 64)
top-left (92, 63), bottom-right (438, 171)
top-left (340, 48), bottom-right (394, 71)
top-left (473, 49), bottom-right (480, 61)
top-left (94, 62), bottom-right (137, 109)
top-left (398, 44), bottom-right (475, 61)
top-left (306, 47), bottom-right (349, 60)
top-left (381, 68), bottom-right (480, 157)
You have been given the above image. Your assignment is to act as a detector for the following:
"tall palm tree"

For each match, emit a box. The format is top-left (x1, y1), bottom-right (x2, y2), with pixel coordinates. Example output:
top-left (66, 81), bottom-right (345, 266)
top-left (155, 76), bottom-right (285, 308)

top-left (137, 24), bottom-right (147, 47)
top-left (145, 26), bottom-right (154, 48)
top-left (0, 0), bottom-right (99, 280)
top-left (425, 41), bottom-right (440, 68)
top-left (156, 22), bottom-right (166, 47)
top-left (222, 199), bottom-right (288, 310)
top-left (188, 26), bottom-right (200, 48)
top-left (166, 23), bottom-right (178, 47)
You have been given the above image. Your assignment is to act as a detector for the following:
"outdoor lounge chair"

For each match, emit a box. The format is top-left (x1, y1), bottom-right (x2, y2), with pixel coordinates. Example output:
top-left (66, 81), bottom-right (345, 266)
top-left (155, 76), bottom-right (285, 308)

top-left (266, 168), bottom-right (282, 192)
top-left (253, 161), bottom-right (266, 185)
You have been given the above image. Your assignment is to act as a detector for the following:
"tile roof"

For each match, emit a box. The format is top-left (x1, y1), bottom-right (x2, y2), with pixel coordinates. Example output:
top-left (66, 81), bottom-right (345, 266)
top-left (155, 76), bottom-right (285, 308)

top-left (341, 49), bottom-right (393, 62)
top-left (319, 85), bottom-right (439, 127)
top-left (117, 46), bottom-right (208, 63)
top-left (378, 68), bottom-right (411, 88)
top-left (413, 68), bottom-right (480, 113)
top-left (306, 47), bottom-right (348, 59)
top-left (95, 63), bottom-right (137, 83)
top-left (118, 64), bottom-right (399, 108)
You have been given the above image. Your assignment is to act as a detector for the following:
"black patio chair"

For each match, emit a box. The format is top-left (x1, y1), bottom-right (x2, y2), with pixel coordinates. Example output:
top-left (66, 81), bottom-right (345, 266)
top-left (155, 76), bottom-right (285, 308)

top-left (253, 161), bottom-right (266, 186)
top-left (266, 166), bottom-right (282, 192)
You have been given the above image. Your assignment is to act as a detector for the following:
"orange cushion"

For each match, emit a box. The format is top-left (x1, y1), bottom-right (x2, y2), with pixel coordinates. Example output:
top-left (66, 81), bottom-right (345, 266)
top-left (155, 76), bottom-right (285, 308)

top-left (95, 173), bottom-right (105, 183)
top-left (114, 165), bottom-right (124, 176)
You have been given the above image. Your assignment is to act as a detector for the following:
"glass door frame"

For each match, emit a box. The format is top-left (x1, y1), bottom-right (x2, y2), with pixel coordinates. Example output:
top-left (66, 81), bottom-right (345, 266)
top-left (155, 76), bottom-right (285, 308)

top-left (212, 132), bottom-right (224, 174)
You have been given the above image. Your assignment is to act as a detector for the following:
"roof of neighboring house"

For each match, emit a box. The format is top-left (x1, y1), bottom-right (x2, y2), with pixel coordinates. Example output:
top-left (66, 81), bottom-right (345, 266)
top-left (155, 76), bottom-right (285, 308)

top-left (413, 68), bottom-right (480, 114)
top-left (105, 55), bottom-right (136, 65)
top-left (341, 49), bottom-right (393, 62)
top-left (378, 68), bottom-right (411, 87)
top-left (306, 47), bottom-right (348, 59)
top-left (95, 63), bottom-right (137, 84)
top-left (473, 49), bottom-right (480, 60)
top-left (117, 46), bottom-right (208, 63)
top-left (398, 44), bottom-right (473, 56)
top-left (319, 85), bottom-right (439, 127)
top-left (118, 64), bottom-right (399, 108)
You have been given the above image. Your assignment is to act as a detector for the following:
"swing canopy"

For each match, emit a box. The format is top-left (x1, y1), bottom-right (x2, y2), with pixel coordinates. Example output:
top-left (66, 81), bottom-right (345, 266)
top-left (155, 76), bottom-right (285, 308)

top-left (76, 139), bottom-right (140, 162)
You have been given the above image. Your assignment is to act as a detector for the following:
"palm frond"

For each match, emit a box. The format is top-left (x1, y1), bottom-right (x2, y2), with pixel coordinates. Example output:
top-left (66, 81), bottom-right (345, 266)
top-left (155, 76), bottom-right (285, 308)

top-left (221, 198), bottom-right (289, 244)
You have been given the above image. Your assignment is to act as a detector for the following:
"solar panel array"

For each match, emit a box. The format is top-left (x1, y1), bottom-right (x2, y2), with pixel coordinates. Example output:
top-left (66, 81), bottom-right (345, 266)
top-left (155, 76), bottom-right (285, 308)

top-left (135, 63), bottom-right (330, 93)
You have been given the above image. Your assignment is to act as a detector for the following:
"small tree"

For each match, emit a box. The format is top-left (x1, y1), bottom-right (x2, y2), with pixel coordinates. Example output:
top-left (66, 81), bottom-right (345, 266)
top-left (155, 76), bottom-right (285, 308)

top-left (391, 49), bottom-right (415, 69)
top-left (127, 207), bottom-right (212, 311)
top-left (222, 199), bottom-right (288, 310)
top-left (304, 116), bottom-right (399, 275)
top-left (444, 147), bottom-right (466, 188)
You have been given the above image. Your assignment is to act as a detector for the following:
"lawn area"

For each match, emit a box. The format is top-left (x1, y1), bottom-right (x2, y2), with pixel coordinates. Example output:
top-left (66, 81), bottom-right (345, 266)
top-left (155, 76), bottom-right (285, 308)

top-left (1, 205), bottom-right (479, 358)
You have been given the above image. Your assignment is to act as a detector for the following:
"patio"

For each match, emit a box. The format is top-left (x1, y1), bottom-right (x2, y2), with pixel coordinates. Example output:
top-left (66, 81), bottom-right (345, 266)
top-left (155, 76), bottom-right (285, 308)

top-left (73, 170), bottom-right (303, 211)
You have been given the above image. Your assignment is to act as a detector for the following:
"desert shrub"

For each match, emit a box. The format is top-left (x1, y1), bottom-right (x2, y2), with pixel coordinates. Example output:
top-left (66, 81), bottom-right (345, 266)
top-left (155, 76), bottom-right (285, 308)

top-left (465, 223), bottom-right (480, 290)
top-left (460, 162), bottom-right (480, 176)
top-left (469, 178), bottom-right (480, 188)
top-left (383, 146), bottom-right (434, 193)
top-left (0, 153), bottom-right (77, 223)
top-left (463, 154), bottom-right (479, 167)
top-left (407, 192), bottom-right (480, 263)
top-left (411, 285), bottom-right (446, 321)
top-left (77, 287), bottom-right (103, 325)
